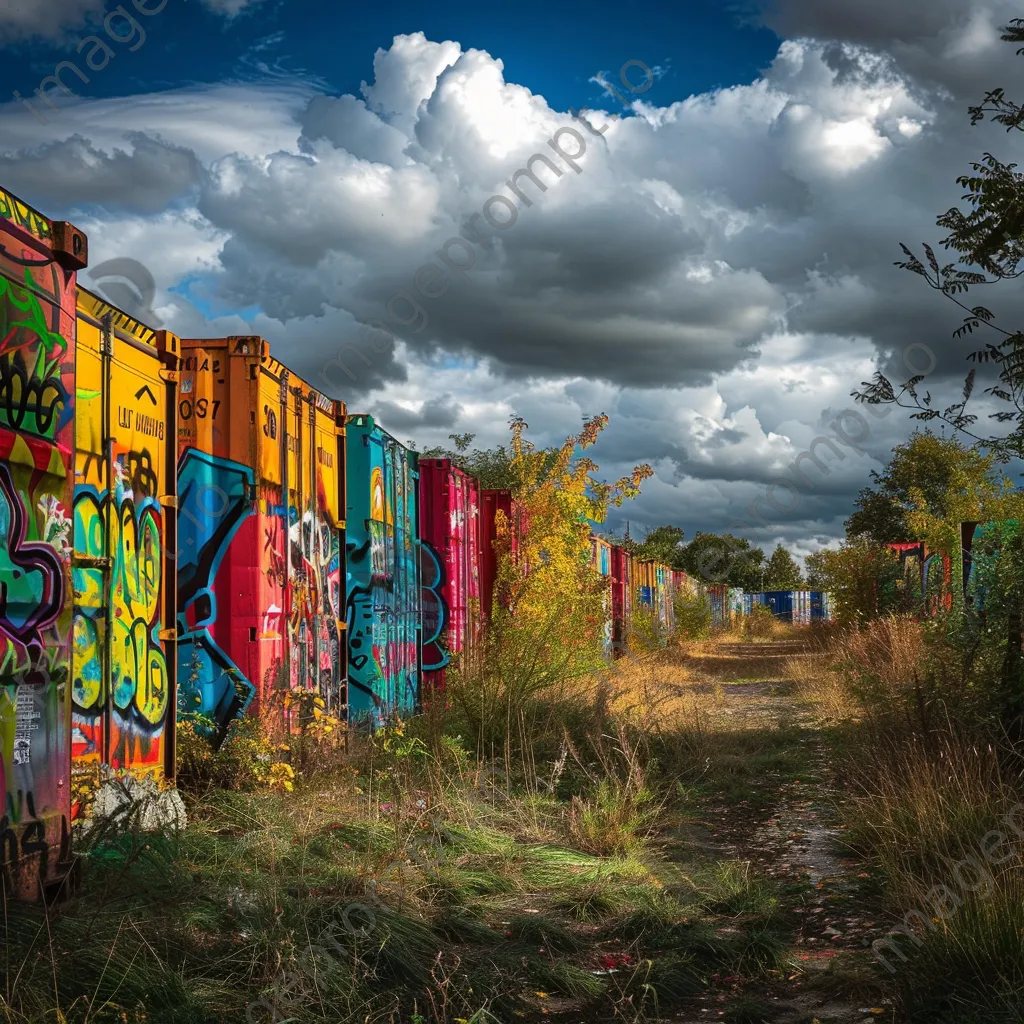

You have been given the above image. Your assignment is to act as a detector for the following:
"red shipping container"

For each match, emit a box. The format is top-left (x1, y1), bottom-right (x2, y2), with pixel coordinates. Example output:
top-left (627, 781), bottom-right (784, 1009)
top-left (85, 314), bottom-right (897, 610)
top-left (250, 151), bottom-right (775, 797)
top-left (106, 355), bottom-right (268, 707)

top-left (418, 460), bottom-right (482, 692)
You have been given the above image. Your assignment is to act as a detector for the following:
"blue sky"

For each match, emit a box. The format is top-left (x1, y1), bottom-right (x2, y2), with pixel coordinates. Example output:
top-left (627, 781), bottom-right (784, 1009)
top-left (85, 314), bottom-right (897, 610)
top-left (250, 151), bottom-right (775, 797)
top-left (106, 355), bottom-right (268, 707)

top-left (2, 0), bottom-right (780, 117)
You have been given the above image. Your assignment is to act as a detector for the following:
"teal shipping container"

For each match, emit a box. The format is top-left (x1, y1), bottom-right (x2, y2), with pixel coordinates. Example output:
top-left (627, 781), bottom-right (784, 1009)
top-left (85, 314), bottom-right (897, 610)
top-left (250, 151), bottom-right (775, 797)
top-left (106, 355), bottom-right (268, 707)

top-left (344, 416), bottom-right (421, 725)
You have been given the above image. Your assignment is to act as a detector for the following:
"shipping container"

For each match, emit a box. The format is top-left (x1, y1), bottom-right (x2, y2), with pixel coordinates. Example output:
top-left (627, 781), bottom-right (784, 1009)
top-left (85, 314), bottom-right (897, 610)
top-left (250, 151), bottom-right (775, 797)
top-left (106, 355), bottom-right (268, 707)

top-left (792, 590), bottom-right (811, 626)
top-left (590, 536), bottom-right (614, 657)
top-left (176, 337), bottom-right (346, 746)
top-left (480, 489), bottom-right (512, 620)
top-left (708, 584), bottom-right (727, 628)
top-left (345, 415), bottom-right (420, 725)
top-left (72, 289), bottom-right (179, 788)
top-left (418, 459), bottom-right (481, 692)
top-left (0, 186), bottom-right (87, 898)
top-left (727, 588), bottom-right (744, 624)
top-left (763, 591), bottom-right (794, 621)
top-left (610, 545), bottom-right (633, 655)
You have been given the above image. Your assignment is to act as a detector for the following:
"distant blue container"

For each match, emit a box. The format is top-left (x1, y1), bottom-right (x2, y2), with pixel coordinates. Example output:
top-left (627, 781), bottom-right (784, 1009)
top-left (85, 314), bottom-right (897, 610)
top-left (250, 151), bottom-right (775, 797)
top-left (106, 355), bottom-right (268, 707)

top-left (764, 591), bottom-right (794, 621)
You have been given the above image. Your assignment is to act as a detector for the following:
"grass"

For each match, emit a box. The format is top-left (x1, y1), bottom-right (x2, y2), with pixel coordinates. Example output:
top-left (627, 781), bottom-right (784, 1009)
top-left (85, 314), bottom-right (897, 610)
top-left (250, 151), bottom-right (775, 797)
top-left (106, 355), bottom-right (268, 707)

top-left (790, 615), bottom-right (1024, 1024)
top-left (0, 629), bottom-right (843, 1024)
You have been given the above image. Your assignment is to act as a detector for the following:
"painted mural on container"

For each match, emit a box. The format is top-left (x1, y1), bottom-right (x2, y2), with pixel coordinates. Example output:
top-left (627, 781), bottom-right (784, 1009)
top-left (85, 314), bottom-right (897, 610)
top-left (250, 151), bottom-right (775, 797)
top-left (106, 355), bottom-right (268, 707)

top-left (176, 447), bottom-right (256, 746)
top-left (418, 460), bottom-right (482, 687)
top-left (72, 292), bottom-right (177, 778)
top-left (0, 186), bottom-right (83, 896)
top-left (346, 417), bottom-right (420, 724)
top-left (176, 340), bottom-right (346, 742)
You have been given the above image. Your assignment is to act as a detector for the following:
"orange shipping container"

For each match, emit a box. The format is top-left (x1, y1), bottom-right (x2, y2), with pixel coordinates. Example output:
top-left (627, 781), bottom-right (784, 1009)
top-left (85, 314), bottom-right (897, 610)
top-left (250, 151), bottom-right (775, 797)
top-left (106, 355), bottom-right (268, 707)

top-left (176, 337), bottom-right (346, 744)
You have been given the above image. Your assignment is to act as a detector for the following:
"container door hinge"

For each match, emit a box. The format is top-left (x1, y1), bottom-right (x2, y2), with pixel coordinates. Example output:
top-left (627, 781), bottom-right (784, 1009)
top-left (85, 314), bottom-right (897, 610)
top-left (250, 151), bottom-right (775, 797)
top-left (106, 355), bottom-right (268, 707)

top-left (159, 494), bottom-right (178, 508)
top-left (159, 369), bottom-right (180, 383)
top-left (158, 628), bottom-right (178, 641)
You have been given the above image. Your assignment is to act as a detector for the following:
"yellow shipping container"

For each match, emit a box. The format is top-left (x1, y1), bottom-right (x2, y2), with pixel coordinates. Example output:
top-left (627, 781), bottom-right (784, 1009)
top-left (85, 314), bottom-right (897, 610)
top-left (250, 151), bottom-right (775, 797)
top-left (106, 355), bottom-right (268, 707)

top-left (72, 289), bottom-right (179, 791)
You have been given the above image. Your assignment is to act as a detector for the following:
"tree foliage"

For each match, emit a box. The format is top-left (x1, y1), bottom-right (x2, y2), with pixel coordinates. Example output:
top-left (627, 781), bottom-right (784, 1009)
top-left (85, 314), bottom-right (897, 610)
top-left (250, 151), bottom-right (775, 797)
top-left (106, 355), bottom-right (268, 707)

top-left (854, 19), bottom-right (1024, 459)
top-left (763, 544), bottom-right (804, 590)
top-left (451, 415), bottom-right (652, 748)
top-left (634, 524), bottom-right (686, 567)
top-left (419, 431), bottom-right (558, 489)
top-left (678, 532), bottom-right (766, 590)
top-left (804, 550), bottom-right (828, 590)
top-left (810, 539), bottom-right (904, 627)
top-left (845, 431), bottom-right (1002, 543)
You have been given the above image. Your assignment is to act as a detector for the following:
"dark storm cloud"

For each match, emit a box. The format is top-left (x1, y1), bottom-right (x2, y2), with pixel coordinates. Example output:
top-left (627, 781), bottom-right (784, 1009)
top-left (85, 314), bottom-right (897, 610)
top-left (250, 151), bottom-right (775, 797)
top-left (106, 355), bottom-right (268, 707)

top-left (371, 394), bottom-right (463, 430)
top-left (0, 132), bottom-right (201, 213)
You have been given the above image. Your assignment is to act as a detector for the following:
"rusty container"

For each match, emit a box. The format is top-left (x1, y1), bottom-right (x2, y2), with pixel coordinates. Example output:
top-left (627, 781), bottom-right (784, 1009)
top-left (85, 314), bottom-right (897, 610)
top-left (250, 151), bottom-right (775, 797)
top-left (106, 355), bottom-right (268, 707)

top-left (0, 185), bottom-right (87, 898)
top-left (176, 337), bottom-right (346, 746)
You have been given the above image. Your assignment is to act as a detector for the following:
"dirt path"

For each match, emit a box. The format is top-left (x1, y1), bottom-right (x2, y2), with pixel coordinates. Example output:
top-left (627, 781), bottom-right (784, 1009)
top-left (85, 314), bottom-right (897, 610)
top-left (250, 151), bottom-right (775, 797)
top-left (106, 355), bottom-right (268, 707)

top-left (665, 635), bottom-right (896, 1024)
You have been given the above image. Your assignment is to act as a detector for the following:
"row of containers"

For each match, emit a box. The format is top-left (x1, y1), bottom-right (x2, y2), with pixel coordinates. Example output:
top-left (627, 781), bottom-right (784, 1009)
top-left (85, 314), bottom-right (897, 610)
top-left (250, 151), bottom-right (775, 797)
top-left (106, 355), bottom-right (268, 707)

top-left (887, 523), bottom-right (1021, 617)
top-left (0, 185), bottom-right (832, 899)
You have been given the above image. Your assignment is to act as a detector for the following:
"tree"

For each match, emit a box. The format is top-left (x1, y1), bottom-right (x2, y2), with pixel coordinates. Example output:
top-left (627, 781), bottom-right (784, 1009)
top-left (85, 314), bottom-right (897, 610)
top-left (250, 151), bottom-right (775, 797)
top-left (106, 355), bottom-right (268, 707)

top-left (679, 532), bottom-right (766, 590)
top-left (804, 550), bottom-right (830, 590)
top-left (855, 19), bottom-right (1024, 460)
top-left (455, 415), bottom-right (652, 745)
top-left (845, 431), bottom-right (1001, 543)
top-left (763, 544), bottom-right (804, 590)
top-left (635, 525), bottom-right (686, 567)
top-left (419, 431), bottom-right (558, 489)
top-left (813, 539), bottom-right (904, 626)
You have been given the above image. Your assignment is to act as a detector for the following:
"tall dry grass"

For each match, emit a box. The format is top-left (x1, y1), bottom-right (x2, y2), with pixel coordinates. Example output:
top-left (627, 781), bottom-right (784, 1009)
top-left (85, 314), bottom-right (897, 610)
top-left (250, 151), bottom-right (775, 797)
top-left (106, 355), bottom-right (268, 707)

top-left (807, 614), bottom-right (1024, 1022)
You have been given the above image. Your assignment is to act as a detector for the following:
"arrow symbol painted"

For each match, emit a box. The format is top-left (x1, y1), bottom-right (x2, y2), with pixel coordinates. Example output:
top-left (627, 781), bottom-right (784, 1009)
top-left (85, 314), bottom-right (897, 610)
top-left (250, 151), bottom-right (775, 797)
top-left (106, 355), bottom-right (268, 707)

top-left (135, 385), bottom-right (157, 405)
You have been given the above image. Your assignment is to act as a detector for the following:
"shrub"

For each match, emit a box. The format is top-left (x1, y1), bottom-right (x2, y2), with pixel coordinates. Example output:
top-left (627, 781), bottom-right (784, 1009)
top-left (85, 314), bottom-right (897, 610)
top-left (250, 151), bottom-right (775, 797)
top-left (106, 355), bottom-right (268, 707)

top-left (175, 714), bottom-right (279, 792)
top-left (672, 590), bottom-right (712, 642)
top-left (743, 604), bottom-right (775, 639)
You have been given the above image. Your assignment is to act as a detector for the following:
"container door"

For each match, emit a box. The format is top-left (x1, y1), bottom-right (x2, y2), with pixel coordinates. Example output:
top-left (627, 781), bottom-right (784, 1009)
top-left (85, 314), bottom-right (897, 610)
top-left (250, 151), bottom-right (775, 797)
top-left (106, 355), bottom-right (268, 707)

top-left (73, 307), bottom-right (177, 780)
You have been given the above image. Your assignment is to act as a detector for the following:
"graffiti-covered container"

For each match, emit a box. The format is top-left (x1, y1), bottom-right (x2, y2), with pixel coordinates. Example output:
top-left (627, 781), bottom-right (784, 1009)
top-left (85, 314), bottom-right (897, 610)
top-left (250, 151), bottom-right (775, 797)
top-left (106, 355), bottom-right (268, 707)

top-left (590, 536), bottom-right (614, 658)
top-left (480, 489), bottom-right (512, 620)
top-left (610, 546), bottom-right (633, 654)
top-left (345, 415), bottom-right (420, 725)
top-left (72, 290), bottom-right (179, 789)
top-left (0, 186), bottom-right (87, 898)
top-left (708, 584), bottom-right (727, 628)
top-left (792, 591), bottom-right (811, 626)
top-left (176, 337), bottom-right (346, 746)
top-left (727, 588), bottom-right (744, 625)
top-left (418, 459), bottom-right (481, 692)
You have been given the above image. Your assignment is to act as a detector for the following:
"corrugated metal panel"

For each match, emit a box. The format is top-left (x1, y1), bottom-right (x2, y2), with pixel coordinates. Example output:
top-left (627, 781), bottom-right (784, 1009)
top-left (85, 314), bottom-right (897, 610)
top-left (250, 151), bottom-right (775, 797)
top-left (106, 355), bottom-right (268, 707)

top-left (480, 489), bottom-right (511, 620)
top-left (764, 591), bottom-right (794, 621)
top-left (176, 337), bottom-right (346, 745)
top-left (418, 459), bottom-right (481, 692)
top-left (727, 588), bottom-right (744, 624)
top-left (346, 415), bottom-right (420, 724)
top-left (72, 289), bottom-right (179, 788)
top-left (708, 584), bottom-right (727, 627)
top-left (611, 546), bottom-right (632, 655)
top-left (792, 591), bottom-right (811, 626)
top-left (590, 537), bottom-right (614, 657)
top-left (0, 186), bottom-right (86, 898)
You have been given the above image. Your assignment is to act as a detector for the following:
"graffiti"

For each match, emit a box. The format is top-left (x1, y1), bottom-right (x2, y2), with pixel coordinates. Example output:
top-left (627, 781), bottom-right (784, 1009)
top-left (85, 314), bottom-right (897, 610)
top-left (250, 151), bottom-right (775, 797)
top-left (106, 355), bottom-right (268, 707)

top-left (0, 269), bottom-right (72, 440)
top-left (176, 447), bottom-right (257, 746)
top-left (72, 454), bottom-right (169, 766)
top-left (346, 420), bottom-right (421, 723)
top-left (0, 463), bottom-right (64, 658)
top-left (1, 188), bottom-right (79, 895)
top-left (420, 540), bottom-right (450, 672)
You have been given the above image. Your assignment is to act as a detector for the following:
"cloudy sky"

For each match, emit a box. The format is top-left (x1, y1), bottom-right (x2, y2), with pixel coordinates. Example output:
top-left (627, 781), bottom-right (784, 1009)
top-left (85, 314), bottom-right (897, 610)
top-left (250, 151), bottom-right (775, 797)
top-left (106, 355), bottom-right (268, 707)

top-left (2, 0), bottom-right (1022, 564)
